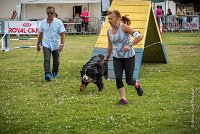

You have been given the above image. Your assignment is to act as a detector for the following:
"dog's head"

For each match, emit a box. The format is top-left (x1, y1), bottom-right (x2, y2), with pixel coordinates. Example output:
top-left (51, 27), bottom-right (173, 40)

top-left (80, 54), bottom-right (109, 91)
top-left (81, 62), bottom-right (103, 83)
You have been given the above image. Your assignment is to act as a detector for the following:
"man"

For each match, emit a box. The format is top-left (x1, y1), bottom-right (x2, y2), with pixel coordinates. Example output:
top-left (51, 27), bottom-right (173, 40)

top-left (37, 5), bottom-right (65, 81)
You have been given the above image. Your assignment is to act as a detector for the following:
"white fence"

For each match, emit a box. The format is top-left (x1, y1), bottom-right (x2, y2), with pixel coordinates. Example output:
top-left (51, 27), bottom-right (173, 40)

top-left (163, 15), bottom-right (199, 32)
top-left (62, 17), bottom-right (101, 34)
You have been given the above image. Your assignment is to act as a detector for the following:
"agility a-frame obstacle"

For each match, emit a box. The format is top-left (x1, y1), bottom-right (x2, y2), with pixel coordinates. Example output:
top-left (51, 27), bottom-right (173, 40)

top-left (91, 0), bottom-right (167, 80)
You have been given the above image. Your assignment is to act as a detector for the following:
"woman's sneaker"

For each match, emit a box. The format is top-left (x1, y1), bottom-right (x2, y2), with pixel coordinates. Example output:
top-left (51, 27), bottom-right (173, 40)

top-left (45, 73), bottom-right (51, 81)
top-left (117, 99), bottom-right (128, 105)
top-left (52, 72), bottom-right (58, 78)
top-left (135, 81), bottom-right (144, 96)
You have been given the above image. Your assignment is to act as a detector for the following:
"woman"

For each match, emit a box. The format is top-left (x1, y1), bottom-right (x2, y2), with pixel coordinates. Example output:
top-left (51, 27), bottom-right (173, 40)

top-left (81, 7), bottom-right (89, 32)
top-left (103, 10), bottom-right (144, 105)
top-left (156, 5), bottom-right (163, 29)
top-left (176, 6), bottom-right (185, 29)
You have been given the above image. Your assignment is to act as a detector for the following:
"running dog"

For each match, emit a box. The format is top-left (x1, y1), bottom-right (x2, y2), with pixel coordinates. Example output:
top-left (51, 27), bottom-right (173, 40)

top-left (80, 54), bottom-right (108, 91)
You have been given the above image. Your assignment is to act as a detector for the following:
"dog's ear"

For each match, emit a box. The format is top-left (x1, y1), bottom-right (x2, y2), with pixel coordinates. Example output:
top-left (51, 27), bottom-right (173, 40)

top-left (94, 68), bottom-right (98, 74)
top-left (88, 64), bottom-right (99, 74)
top-left (93, 63), bottom-right (104, 76)
top-left (94, 62), bottom-right (103, 70)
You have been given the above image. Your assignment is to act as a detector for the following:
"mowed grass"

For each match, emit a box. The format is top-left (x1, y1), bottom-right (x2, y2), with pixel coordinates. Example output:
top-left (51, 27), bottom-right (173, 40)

top-left (0, 32), bottom-right (200, 134)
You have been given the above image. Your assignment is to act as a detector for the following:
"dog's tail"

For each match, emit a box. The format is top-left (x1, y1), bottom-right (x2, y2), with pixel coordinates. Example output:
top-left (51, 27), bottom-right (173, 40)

top-left (103, 63), bottom-right (109, 79)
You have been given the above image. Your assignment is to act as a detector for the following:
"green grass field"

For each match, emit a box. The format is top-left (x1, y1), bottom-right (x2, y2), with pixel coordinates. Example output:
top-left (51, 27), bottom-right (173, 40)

top-left (0, 32), bottom-right (200, 134)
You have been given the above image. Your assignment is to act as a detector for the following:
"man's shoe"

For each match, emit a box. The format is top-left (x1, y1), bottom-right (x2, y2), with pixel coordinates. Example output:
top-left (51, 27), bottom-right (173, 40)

top-left (117, 99), bottom-right (128, 105)
top-left (135, 81), bottom-right (143, 96)
top-left (52, 72), bottom-right (58, 78)
top-left (45, 73), bottom-right (51, 81)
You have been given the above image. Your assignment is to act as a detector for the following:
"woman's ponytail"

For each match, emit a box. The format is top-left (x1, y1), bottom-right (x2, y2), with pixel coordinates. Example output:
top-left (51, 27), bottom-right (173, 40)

top-left (122, 15), bottom-right (131, 26)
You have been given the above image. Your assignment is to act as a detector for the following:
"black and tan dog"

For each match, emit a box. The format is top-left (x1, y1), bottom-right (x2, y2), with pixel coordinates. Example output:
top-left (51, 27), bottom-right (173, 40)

top-left (80, 54), bottom-right (108, 91)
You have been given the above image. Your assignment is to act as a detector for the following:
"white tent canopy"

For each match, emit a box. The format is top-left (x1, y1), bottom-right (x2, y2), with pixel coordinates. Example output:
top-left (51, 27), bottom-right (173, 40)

top-left (18, 0), bottom-right (101, 20)
top-left (18, 0), bottom-right (101, 4)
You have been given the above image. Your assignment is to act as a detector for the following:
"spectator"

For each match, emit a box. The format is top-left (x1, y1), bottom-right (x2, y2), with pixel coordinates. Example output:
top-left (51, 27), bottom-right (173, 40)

top-left (36, 5), bottom-right (66, 81)
top-left (156, 5), bottom-right (163, 29)
top-left (160, 6), bottom-right (164, 22)
top-left (74, 13), bottom-right (82, 33)
top-left (103, 10), bottom-right (144, 105)
top-left (167, 8), bottom-right (172, 16)
top-left (81, 7), bottom-right (89, 32)
top-left (176, 6), bottom-right (185, 29)
top-left (186, 11), bottom-right (193, 23)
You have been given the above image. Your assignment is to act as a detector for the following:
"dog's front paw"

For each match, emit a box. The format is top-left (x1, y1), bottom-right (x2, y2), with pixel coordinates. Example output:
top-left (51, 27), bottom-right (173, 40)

top-left (80, 82), bottom-right (89, 91)
top-left (80, 84), bottom-right (85, 91)
top-left (80, 87), bottom-right (84, 91)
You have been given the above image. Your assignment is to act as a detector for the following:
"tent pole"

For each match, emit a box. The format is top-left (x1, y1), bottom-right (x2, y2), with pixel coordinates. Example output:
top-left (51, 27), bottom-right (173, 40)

top-left (23, 4), bottom-right (25, 20)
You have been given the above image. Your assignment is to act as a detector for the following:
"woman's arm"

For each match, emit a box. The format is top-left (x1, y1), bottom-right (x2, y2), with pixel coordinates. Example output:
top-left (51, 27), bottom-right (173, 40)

top-left (121, 23), bottom-right (143, 52)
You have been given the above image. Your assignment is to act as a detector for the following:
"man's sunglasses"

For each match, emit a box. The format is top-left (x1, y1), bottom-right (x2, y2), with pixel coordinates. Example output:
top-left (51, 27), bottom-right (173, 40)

top-left (47, 12), bottom-right (54, 15)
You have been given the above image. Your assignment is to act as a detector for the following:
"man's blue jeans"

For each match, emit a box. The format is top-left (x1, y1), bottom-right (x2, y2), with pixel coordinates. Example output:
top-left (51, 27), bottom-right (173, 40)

top-left (43, 46), bottom-right (59, 75)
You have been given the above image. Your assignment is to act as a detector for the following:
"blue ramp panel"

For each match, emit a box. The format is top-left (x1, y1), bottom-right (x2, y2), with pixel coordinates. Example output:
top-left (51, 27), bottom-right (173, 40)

top-left (92, 47), bottom-right (143, 80)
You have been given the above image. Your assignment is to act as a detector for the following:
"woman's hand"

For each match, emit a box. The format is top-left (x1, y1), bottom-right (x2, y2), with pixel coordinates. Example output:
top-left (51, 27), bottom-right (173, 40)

top-left (103, 57), bottom-right (110, 64)
top-left (123, 45), bottom-right (131, 52)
